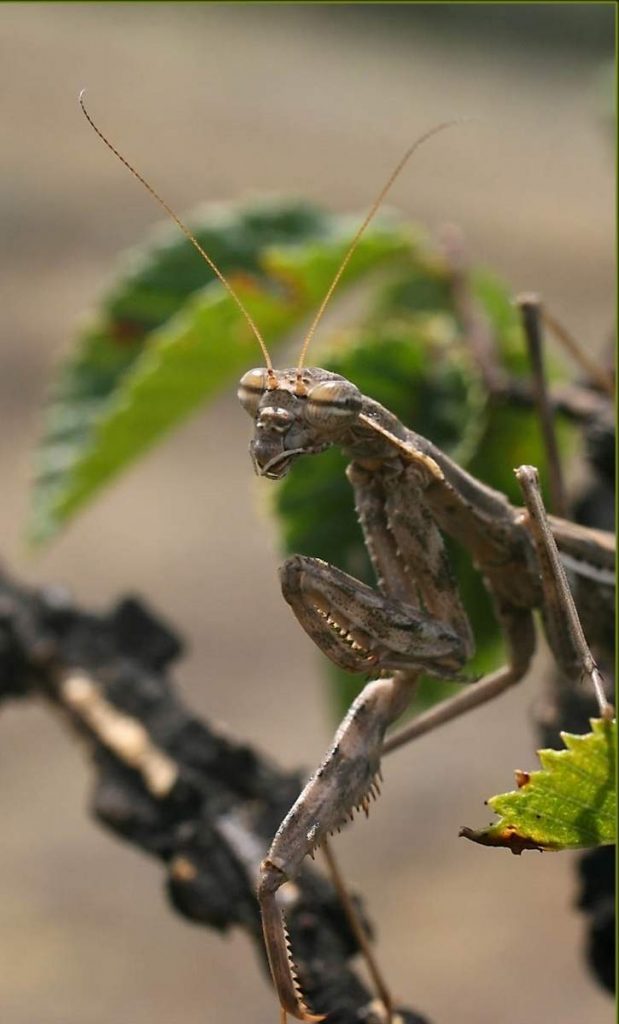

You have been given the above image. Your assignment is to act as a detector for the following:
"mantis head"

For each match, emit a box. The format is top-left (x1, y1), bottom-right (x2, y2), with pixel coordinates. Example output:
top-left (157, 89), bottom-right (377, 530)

top-left (237, 367), bottom-right (363, 478)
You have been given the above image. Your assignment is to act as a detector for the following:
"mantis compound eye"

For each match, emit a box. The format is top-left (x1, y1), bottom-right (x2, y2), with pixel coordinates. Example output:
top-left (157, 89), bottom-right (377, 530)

top-left (305, 379), bottom-right (362, 427)
top-left (238, 368), bottom-right (270, 417)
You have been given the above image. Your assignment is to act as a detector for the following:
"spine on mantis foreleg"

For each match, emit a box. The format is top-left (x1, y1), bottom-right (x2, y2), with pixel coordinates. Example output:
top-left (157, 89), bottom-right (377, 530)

top-left (258, 862), bottom-right (325, 1023)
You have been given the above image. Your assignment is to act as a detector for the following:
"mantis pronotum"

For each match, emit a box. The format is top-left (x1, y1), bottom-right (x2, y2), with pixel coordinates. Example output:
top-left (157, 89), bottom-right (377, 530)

top-left (80, 96), bottom-right (615, 1023)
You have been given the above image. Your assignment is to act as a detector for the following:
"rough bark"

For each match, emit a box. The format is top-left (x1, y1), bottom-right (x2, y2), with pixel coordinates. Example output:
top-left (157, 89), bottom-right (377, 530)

top-left (0, 568), bottom-right (427, 1024)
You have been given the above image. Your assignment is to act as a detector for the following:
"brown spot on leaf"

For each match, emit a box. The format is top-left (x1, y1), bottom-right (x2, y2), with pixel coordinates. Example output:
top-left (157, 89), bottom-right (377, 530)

top-left (514, 769), bottom-right (531, 789)
top-left (459, 825), bottom-right (548, 855)
top-left (228, 270), bottom-right (262, 294)
top-left (109, 318), bottom-right (145, 345)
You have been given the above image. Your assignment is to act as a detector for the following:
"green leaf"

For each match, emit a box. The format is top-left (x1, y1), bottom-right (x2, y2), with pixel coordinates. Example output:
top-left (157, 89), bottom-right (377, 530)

top-left (461, 718), bottom-right (617, 853)
top-left (29, 200), bottom-right (411, 544)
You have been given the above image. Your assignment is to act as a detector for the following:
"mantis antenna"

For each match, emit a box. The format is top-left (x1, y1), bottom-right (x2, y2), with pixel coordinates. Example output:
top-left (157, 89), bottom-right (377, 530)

top-left (295, 119), bottom-right (464, 378)
top-left (79, 91), bottom-right (275, 376)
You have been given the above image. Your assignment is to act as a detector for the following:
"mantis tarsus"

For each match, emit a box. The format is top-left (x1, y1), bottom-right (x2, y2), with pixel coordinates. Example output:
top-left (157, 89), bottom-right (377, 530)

top-left (80, 96), bottom-right (615, 1024)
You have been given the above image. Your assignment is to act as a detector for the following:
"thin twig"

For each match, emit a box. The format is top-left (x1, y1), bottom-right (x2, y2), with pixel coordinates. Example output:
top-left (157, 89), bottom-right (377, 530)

top-left (322, 838), bottom-right (394, 1024)
top-left (517, 294), bottom-right (568, 518)
top-left (515, 465), bottom-right (614, 720)
top-left (542, 308), bottom-right (615, 397)
top-left (0, 571), bottom-right (427, 1024)
top-left (440, 223), bottom-right (507, 395)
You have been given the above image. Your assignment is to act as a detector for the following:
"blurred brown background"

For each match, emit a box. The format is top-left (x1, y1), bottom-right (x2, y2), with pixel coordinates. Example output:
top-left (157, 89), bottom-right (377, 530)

top-left (0, 4), bottom-right (614, 1024)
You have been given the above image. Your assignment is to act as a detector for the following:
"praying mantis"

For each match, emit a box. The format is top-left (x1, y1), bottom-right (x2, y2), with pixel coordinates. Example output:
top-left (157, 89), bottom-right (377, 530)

top-left (80, 97), bottom-right (615, 1024)
top-left (241, 360), bottom-right (614, 1022)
